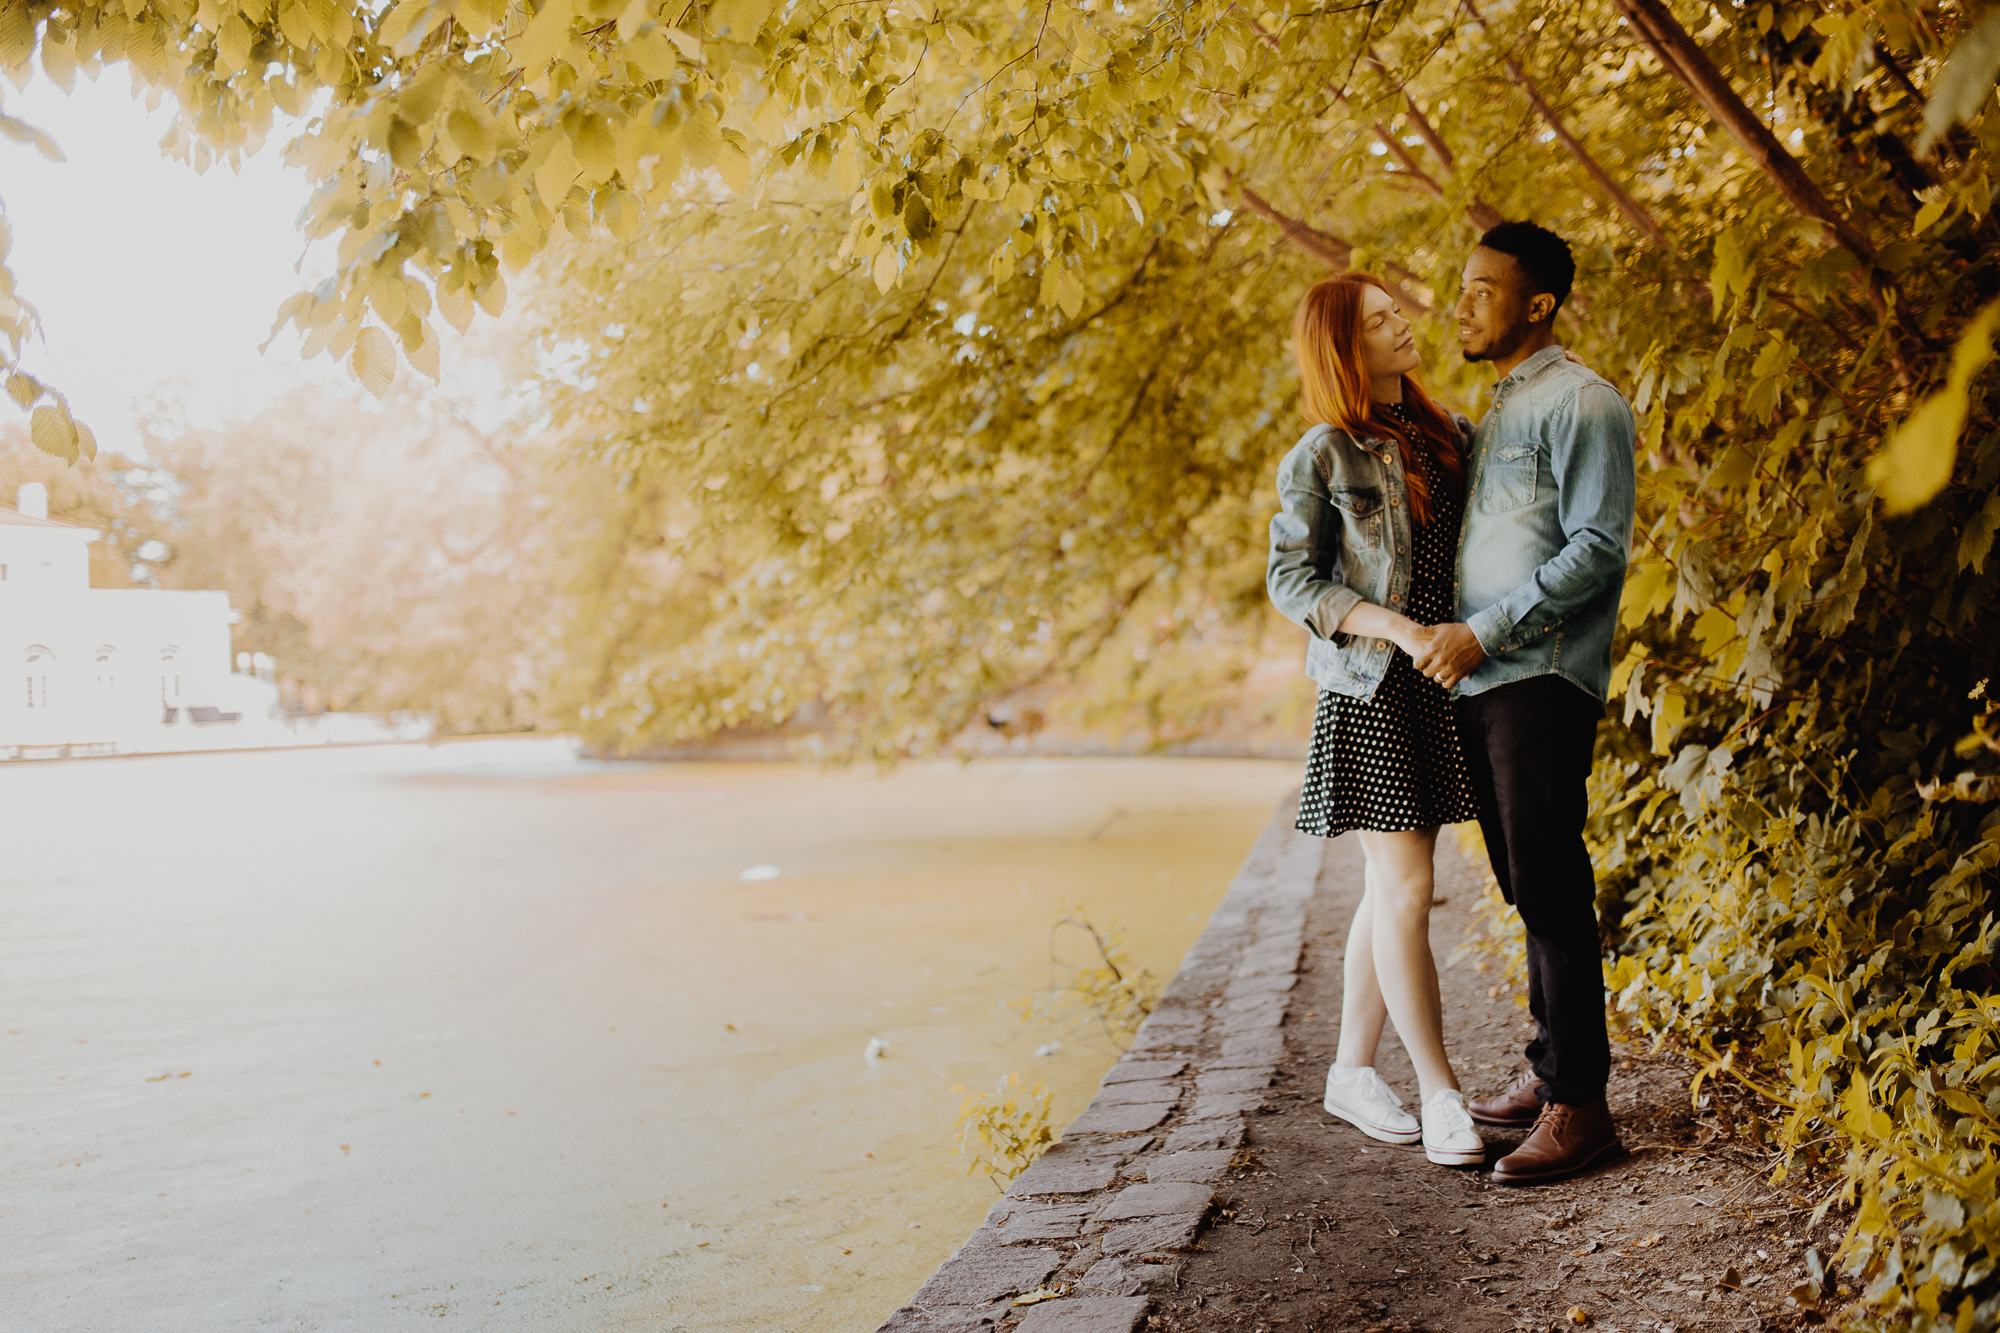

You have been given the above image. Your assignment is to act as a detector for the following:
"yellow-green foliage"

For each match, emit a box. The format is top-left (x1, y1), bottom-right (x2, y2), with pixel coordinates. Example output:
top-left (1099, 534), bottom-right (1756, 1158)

top-left (1010, 911), bottom-right (1161, 1049)
top-left (1592, 685), bottom-right (2000, 1331)
top-left (951, 1072), bottom-right (1054, 1189)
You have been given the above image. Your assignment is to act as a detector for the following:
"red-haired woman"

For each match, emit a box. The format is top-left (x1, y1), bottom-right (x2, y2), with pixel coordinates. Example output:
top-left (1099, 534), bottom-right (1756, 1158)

top-left (1266, 273), bottom-right (1486, 1168)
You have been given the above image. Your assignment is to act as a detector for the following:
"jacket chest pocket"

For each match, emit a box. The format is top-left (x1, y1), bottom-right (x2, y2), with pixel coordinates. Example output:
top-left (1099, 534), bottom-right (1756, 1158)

top-left (1480, 441), bottom-right (1539, 513)
top-left (1332, 486), bottom-right (1384, 521)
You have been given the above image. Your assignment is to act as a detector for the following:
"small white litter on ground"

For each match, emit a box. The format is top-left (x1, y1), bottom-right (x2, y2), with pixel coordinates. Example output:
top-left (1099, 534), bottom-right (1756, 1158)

top-left (738, 864), bottom-right (780, 881)
top-left (863, 1037), bottom-right (888, 1062)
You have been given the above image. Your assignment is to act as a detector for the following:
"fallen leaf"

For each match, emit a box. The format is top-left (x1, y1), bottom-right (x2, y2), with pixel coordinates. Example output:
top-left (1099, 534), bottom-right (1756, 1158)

top-left (1013, 1285), bottom-right (1067, 1306)
top-left (1636, 1232), bottom-right (1664, 1249)
top-left (1720, 1266), bottom-right (1743, 1290)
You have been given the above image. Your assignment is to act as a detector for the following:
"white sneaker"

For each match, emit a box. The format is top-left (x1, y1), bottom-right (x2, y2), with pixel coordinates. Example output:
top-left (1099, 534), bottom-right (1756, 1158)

top-left (1422, 1088), bottom-right (1487, 1166)
top-left (1322, 1066), bottom-right (1420, 1144)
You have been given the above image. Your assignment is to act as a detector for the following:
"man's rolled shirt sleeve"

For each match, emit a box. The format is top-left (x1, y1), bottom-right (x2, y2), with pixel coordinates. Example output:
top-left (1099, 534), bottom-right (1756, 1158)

top-left (1474, 383), bottom-right (1636, 651)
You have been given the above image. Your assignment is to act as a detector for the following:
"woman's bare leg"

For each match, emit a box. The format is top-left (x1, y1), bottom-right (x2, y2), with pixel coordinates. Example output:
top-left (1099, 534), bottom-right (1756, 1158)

top-left (1355, 827), bottom-right (1460, 1101)
top-left (1334, 865), bottom-right (1389, 1068)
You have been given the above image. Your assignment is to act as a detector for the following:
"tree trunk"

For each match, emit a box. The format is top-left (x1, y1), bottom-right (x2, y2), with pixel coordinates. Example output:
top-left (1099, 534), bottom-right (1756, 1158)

top-left (1610, 0), bottom-right (1875, 262)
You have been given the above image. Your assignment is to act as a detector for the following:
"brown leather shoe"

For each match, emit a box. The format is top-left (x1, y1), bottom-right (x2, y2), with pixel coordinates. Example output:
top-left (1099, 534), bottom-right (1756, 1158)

top-left (1491, 1096), bottom-right (1621, 1185)
top-left (1468, 1071), bottom-right (1545, 1127)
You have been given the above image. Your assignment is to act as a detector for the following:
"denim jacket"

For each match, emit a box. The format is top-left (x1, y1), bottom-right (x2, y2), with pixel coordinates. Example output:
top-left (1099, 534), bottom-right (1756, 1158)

top-left (1454, 345), bottom-right (1637, 702)
top-left (1265, 411), bottom-right (1476, 701)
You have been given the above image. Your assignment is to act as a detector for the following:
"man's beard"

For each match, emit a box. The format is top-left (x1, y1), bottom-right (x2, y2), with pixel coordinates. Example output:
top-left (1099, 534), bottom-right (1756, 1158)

top-left (1461, 323), bottom-right (1529, 364)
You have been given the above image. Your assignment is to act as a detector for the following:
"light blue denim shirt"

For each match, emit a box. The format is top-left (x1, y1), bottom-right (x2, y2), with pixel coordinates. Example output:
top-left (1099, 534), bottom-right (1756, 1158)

top-left (1454, 344), bottom-right (1637, 701)
top-left (1266, 412), bottom-right (1475, 701)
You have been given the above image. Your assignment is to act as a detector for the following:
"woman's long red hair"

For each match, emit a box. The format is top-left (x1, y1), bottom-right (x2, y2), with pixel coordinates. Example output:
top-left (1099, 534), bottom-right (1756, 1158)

top-left (1292, 274), bottom-right (1463, 526)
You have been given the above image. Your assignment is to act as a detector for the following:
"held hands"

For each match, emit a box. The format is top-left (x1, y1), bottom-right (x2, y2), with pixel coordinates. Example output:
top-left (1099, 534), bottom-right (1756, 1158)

top-left (1407, 622), bottom-right (1486, 691)
top-left (1337, 604), bottom-right (1485, 688)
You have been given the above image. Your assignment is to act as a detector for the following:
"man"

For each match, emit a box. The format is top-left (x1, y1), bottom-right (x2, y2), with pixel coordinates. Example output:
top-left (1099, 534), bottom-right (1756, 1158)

top-left (1412, 221), bottom-right (1637, 1185)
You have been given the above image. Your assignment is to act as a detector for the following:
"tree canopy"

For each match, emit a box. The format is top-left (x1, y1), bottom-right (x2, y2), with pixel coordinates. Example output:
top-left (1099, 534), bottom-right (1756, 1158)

top-left (7, 0), bottom-right (2000, 1325)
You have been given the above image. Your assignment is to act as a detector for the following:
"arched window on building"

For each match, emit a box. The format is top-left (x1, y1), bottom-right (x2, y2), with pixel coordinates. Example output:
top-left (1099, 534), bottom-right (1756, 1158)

top-left (94, 645), bottom-right (117, 688)
top-left (158, 646), bottom-right (181, 706)
top-left (24, 645), bottom-right (52, 709)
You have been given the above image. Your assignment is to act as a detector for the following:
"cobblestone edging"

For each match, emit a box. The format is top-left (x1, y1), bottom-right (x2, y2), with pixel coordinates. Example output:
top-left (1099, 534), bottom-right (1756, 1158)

top-left (878, 794), bottom-right (1320, 1333)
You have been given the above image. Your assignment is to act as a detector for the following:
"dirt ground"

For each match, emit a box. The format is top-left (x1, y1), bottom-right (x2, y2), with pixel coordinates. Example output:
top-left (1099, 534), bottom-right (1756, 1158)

top-left (1148, 833), bottom-right (1856, 1333)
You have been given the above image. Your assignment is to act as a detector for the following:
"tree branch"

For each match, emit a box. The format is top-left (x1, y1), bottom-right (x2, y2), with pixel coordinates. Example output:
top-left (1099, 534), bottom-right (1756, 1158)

top-left (1458, 0), bottom-right (1668, 250)
top-left (1611, 0), bottom-right (1874, 263)
top-left (1230, 179), bottom-right (1434, 315)
top-left (1363, 48), bottom-right (1505, 230)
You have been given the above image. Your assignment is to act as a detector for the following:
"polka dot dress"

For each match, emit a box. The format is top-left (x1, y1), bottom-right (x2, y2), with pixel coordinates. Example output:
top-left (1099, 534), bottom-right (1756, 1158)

top-left (1296, 405), bottom-right (1481, 838)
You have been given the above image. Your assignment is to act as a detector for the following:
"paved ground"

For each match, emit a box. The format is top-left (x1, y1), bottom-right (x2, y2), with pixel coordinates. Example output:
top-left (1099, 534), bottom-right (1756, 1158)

top-left (883, 806), bottom-right (1855, 1333)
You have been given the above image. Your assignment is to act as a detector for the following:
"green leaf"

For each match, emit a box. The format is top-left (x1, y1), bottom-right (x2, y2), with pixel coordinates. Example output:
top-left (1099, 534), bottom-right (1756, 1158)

top-left (680, 105), bottom-right (721, 170)
top-left (217, 16), bottom-right (254, 73)
top-left (1960, 491), bottom-right (2000, 574)
top-left (278, 0), bottom-right (314, 50)
top-left (0, 113), bottom-right (65, 162)
top-left (30, 404), bottom-right (78, 463)
top-left (378, 0), bottom-right (441, 56)
top-left (1620, 560), bottom-right (1677, 628)
top-left (1868, 297), bottom-right (2000, 514)
top-left (446, 106), bottom-right (496, 162)
top-left (716, 132), bottom-right (752, 194)
top-left (40, 33), bottom-right (76, 92)
top-left (508, 0), bottom-right (576, 74)
top-left (351, 324), bottom-right (397, 399)
top-left (1919, 11), bottom-right (2000, 154)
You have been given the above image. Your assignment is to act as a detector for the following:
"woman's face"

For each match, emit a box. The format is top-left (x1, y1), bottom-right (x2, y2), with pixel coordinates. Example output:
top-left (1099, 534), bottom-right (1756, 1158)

top-left (1357, 284), bottom-right (1419, 383)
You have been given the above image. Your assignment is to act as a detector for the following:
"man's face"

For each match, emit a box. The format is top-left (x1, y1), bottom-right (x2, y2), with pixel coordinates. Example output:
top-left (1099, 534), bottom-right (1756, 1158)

top-left (1456, 248), bottom-right (1549, 363)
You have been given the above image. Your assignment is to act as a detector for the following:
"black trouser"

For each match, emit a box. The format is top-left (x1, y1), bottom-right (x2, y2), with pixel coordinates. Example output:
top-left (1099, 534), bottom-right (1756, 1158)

top-left (1453, 673), bottom-right (1610, 1105)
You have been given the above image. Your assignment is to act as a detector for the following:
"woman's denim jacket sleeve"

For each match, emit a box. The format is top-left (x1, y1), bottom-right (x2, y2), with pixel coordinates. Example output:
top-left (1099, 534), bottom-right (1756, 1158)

top-left (1265, 415), bottom-right (1471, 701)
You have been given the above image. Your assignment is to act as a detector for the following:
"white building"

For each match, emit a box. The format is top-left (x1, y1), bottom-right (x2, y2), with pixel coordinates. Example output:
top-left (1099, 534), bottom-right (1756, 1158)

top-left (1, 484), bottom-right (429, 759)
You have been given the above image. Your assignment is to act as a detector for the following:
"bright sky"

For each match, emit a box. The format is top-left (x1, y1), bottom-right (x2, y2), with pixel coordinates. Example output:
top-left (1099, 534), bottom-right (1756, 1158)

top-left (5, 71), bottom-right (346, 458)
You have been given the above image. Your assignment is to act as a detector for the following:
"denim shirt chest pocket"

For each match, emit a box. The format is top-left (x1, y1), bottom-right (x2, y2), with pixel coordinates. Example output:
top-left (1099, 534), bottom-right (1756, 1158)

top-left (1479, 440), bottom-right (1540, 513)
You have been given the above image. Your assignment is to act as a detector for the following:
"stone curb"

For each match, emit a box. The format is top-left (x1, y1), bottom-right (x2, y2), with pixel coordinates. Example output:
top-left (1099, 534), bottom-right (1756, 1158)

top-left (876, 791), bottom-right (1320, 1332)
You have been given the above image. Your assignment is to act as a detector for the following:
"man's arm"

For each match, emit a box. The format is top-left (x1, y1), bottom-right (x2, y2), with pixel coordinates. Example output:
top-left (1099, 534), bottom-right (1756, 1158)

top-left (1462, 382), bottom-right (1636, 652)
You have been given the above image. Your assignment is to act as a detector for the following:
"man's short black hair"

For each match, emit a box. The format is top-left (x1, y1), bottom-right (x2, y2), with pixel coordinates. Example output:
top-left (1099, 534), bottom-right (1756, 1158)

top-left (1476, 221), bottom-right (1575, 321)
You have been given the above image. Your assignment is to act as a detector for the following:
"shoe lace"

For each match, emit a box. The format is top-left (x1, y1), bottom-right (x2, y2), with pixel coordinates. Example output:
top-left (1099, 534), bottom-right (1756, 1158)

top-left (1530, 1101), bottom-right (1575, 1134)
top-left (1357, 1068), bottom-right (1404, 1110)
top-left (1427, 1092), bottom-right (1474, 1134)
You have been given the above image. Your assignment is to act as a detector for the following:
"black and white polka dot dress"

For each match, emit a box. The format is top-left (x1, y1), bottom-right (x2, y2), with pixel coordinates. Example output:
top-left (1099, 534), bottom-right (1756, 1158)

top-left (1296, 407), bottom-right (1481, 837)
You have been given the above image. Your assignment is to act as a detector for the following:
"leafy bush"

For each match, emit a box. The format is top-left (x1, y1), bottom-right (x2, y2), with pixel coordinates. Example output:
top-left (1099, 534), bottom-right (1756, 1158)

top-left (1009, 910), bottom-right (1162, 1049)
top-left (1595, 678), bottom-right (2000, 1329)
top-left (951, 1072), bottom-right (1055, 1189)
